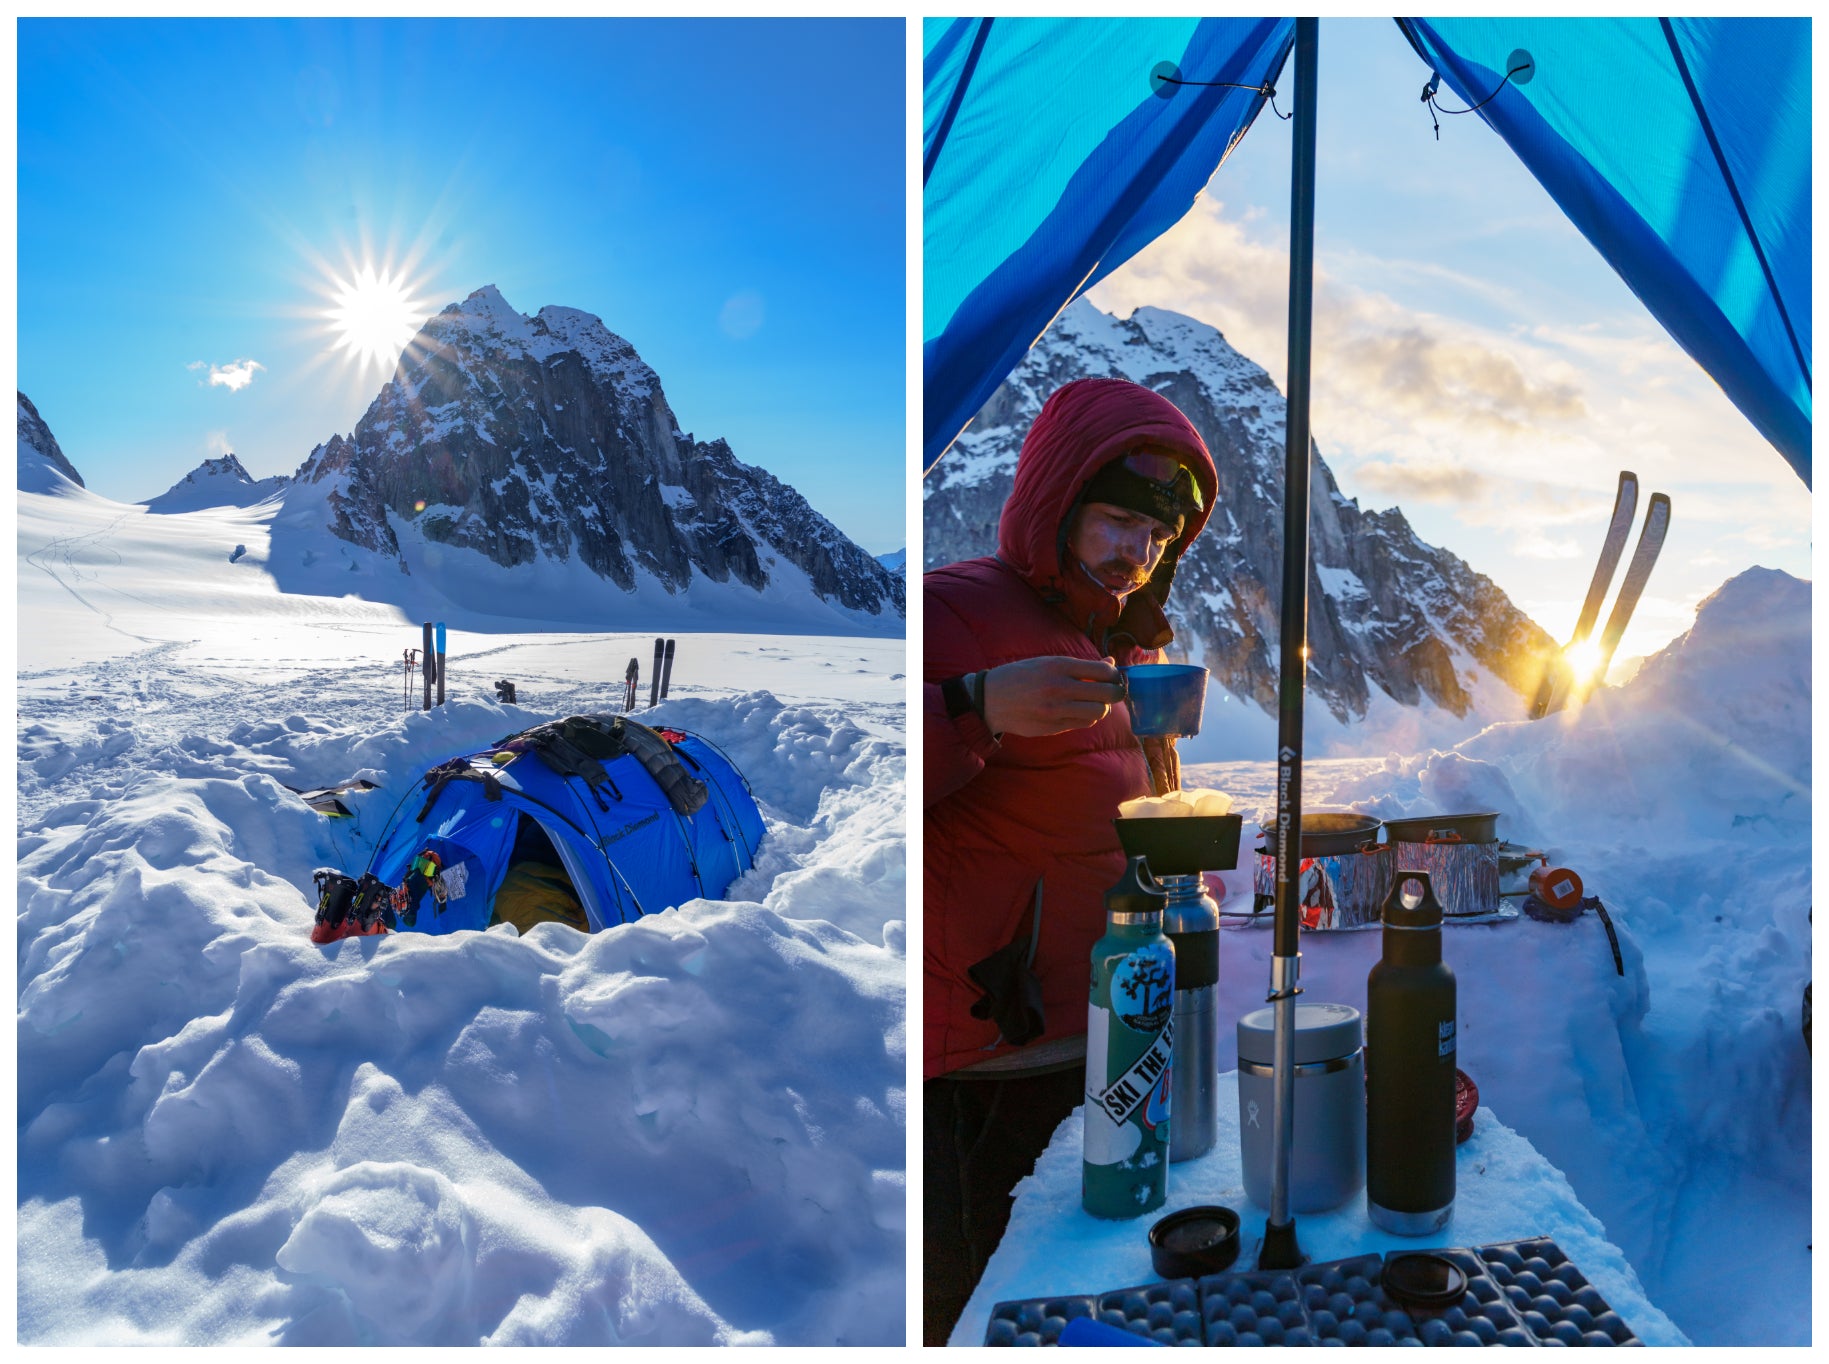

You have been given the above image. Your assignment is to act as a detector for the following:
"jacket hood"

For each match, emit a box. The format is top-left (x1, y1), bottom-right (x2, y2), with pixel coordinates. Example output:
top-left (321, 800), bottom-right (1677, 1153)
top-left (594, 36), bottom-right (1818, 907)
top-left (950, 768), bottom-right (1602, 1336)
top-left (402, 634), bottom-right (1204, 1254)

top-left (996, 377), bottom-right (1216, 650)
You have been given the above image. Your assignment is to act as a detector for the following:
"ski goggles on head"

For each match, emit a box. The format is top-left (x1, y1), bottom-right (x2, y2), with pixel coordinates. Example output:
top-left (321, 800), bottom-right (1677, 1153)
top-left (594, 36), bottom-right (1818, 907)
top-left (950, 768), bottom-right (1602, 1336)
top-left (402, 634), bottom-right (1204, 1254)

top-left (1118, 449), bottom-right (1205, 513)
top-left (1080, 447), bottom-right (1205, 527)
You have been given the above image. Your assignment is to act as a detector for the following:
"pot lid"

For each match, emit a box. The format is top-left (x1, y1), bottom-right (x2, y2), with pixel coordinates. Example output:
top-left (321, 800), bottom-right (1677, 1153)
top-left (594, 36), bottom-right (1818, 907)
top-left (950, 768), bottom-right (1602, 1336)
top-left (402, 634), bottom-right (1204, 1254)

top-left (1237, 1001), bottom-right (1362, 1065)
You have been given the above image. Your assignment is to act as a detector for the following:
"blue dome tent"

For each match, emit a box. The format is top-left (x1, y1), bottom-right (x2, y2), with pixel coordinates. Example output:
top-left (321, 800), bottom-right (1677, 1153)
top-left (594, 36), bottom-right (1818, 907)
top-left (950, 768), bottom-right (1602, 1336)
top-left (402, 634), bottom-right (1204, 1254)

top-left (353, 715), bottom-right (765, 936)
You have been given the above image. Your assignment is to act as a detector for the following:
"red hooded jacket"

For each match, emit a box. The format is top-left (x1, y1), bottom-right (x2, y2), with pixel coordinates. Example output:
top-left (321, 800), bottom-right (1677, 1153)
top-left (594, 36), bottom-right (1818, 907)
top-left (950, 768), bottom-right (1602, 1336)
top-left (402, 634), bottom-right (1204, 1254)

top-left (925, 378), bottom-right (1216, 1079)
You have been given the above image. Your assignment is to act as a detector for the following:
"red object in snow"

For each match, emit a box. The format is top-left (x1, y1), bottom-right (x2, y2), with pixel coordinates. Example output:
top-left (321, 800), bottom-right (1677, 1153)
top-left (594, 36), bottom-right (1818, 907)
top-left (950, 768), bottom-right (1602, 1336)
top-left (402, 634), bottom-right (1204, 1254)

top-left (656, 728), bottom-right (689, 744)
top-left (1529, 865), bottom-right (1585, 911)
top-left (1455, 1069), bottom-right (1478, 1144)
top-left (310, 918), bottom-right (389, 945)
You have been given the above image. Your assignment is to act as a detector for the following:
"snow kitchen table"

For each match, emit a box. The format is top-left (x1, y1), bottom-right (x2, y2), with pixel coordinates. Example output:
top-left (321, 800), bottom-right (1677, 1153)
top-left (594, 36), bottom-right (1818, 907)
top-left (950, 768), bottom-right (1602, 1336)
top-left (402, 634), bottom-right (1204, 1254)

top-left (949, 1082), bottom-right (1687, 1346)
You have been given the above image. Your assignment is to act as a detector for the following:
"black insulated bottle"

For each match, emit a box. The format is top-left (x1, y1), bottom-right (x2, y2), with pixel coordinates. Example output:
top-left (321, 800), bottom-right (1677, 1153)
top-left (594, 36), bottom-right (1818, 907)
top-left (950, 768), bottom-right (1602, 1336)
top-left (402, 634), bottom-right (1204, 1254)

top-left (1366, 869), bottom-right (1457, 1234)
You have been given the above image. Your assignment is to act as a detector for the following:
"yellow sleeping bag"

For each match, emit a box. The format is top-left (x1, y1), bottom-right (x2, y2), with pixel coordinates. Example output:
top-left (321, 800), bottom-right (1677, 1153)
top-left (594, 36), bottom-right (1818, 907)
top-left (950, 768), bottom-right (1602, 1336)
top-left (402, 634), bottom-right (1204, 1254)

top-left (490, 860), bottom-right (590, 934)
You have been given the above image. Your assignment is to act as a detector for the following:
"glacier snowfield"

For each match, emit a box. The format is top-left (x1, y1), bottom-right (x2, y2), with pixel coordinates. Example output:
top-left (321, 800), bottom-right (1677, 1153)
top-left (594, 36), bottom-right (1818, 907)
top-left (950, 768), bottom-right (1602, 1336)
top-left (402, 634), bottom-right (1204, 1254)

top-left (18, 484), bottom-right (906, 1345)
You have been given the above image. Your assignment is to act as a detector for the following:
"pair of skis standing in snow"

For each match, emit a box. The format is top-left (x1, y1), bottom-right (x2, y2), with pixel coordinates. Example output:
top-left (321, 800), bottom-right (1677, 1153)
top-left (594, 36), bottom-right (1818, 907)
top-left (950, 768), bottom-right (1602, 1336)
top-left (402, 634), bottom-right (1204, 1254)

top-left (1531, 471), bottom-right (1670, 718)
top-left (623, 637), bottom-right (677, 713)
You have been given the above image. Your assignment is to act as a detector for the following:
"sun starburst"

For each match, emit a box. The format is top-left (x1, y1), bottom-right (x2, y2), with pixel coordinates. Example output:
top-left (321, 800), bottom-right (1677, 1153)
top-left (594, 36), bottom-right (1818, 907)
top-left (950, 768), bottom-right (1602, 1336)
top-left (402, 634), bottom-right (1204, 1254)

top-left (323, 263), bottom-right (429, 374)
top-left (1563, 637), bottom-right (1606, 684)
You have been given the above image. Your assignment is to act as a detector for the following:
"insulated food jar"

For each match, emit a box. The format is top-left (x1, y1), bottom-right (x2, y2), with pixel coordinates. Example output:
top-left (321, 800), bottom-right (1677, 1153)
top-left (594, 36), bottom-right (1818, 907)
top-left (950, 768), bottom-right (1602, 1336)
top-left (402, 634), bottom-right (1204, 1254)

top-left (1236, 1002), bottom-right (1365, 1213)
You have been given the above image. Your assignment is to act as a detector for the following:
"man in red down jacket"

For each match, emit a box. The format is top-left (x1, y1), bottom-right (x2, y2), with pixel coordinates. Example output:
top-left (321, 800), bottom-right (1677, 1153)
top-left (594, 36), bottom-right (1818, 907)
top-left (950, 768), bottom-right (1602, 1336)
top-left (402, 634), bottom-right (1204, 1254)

top-left (924, 377), bottom-right (1217, 1342)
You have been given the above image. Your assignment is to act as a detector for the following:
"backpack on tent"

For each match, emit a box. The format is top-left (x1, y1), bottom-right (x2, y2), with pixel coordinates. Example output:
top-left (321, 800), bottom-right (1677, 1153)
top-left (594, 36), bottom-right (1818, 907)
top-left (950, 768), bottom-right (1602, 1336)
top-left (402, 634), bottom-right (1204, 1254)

top-left (311, 715), bottom-right (765, 943)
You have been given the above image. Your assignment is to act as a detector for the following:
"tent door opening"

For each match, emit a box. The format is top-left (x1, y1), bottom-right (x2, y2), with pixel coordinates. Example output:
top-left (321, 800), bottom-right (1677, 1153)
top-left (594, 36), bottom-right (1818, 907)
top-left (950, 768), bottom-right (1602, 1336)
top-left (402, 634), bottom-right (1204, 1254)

top-left (488, 814), bottom-right (596, 934)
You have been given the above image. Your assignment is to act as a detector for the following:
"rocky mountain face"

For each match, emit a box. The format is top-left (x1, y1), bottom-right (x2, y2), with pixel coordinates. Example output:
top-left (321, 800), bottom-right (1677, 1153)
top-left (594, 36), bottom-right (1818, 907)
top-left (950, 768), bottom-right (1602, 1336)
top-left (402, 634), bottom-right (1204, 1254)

top-left (17, 393), bottom-right (85, 492)
top-left (144, 452), bottom-right (289, 513)
top-left (290, 286), bottom-right (902, 620)
top-left (923, 299), bottom-right (1556, 723)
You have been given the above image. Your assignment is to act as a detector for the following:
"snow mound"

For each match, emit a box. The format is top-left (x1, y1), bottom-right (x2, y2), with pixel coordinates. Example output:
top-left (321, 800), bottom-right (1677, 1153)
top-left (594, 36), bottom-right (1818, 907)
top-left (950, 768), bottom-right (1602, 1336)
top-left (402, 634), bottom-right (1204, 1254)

top-left (19, 689), bottom-right (905, 1345)
top-left (1187, 564), bottom-right (1810, 1345)
top-left (1463, 567), bottom-right (1810, 840)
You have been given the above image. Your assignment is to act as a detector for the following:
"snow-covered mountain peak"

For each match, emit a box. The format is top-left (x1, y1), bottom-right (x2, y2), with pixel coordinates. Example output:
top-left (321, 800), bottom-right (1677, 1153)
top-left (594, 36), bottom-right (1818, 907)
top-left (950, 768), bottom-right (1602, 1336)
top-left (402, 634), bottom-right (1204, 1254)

top-left (281, 286), bottom-right (901, 627)
top-left (531, 304), bottom-right (660, 399)
top-left (414, 287), bottom-right (661, 405)
top-left (143, 451), bottom-right (290, 513)
top-left (173, 452), bottom-right (268, 489)
top-left (17, 391), bottom-right (85, 493)
top-left (442, 282), bottom-right (527, 333)
top-left (1050, 298), bottom-right (1275, 396)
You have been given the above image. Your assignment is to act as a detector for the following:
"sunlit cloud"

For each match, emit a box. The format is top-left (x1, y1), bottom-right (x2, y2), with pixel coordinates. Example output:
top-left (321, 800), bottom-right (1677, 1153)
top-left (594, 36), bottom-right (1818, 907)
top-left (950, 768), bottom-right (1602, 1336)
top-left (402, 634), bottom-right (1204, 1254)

top-left (1082, 195), bottom-right (1810, 661)
top-left (189, 359), bottom-right (264, 391)
top-left (1350, 459), bottom-right (1489, 504)
top-left (1081, 196), bottom-right (1781, 494)
top-left (1333, 325), bottom-right (1585, 432)
top-left (1514, 534), bottom-right (1583, 562)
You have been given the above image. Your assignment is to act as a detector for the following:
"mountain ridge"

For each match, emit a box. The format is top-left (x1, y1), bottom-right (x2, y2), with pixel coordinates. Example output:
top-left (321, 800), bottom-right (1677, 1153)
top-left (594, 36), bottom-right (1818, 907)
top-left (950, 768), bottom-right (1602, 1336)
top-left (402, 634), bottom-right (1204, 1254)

top-left (288, 285), bottom-right (902, 622)
top-left (144, 452), bottom-right (289, 513)
top-left (16, 392), bottom-right (85, 493)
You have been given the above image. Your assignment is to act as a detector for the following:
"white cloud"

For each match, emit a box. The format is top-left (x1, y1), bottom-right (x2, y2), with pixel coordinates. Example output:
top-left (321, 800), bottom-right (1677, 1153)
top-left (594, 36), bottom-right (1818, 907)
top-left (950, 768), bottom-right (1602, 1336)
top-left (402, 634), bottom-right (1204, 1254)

top-left (1350, 458), bottom-right (1490, 504)
top-left (1083, 196), bottom-right (1810, 659)
top-left (1084, 195), bottom-right (1792, 503)
top-left (196, 359), bottom-right (265, 392)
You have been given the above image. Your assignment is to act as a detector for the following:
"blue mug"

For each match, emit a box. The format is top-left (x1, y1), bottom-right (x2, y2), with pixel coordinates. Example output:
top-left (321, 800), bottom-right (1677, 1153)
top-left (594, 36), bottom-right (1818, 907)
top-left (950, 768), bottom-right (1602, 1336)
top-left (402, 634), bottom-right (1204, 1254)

top-left (1121, 663), bottom-right (1209, 737)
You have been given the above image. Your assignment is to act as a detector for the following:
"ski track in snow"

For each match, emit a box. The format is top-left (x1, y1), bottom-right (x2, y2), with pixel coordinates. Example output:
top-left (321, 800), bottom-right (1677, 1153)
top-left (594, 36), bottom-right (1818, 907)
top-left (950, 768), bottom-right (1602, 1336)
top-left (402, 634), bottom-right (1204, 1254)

top-left (22, 510), bottom-right (167, 647)
top-left (19, 631), bottom-right (907, 1344)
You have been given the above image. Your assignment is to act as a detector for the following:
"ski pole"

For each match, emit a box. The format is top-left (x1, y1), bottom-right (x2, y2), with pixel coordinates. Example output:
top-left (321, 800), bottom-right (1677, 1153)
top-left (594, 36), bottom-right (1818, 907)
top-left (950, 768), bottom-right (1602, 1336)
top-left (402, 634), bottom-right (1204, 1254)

top-left (1261, 15), bottom-right (1318, 1274)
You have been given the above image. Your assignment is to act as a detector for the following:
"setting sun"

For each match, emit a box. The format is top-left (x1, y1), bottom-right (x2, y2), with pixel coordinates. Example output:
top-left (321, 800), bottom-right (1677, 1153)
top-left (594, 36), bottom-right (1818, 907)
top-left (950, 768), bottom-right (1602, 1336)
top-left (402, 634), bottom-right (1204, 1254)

top-left (324, 263), bottom-right (427, 374)
top-left (1563, 636), bottom-right (1606, 684)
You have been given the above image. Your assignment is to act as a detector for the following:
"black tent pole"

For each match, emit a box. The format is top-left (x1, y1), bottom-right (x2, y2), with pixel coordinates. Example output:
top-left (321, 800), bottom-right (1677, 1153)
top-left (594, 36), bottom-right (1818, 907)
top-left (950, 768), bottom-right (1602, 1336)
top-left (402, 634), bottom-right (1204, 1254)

top-left (1259, 14), bottom-right (1318, 1273)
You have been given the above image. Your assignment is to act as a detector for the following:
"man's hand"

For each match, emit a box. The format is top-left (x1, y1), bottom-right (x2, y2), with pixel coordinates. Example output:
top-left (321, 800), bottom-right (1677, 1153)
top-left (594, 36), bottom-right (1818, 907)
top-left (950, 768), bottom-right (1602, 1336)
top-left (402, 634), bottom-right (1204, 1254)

top-left (981, 655), bottom-right (1126, 737)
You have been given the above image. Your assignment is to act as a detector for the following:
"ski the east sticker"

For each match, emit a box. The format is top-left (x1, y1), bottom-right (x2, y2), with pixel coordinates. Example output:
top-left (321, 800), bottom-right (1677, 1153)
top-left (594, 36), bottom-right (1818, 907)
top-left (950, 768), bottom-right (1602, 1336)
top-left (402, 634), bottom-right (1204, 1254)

top-left (1093, 1017), bottom-right (1174, 1127)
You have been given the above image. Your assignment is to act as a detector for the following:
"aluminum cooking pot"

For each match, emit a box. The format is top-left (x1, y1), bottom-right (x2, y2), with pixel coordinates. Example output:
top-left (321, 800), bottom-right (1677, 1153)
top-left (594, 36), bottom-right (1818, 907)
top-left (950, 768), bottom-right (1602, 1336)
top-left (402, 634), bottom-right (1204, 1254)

top-left (1255, 811), bottom-right (1381, 859)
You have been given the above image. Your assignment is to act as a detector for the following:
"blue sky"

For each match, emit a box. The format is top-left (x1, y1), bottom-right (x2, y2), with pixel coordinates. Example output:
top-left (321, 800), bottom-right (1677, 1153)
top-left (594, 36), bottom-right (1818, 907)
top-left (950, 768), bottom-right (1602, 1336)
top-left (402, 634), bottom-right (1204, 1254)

top-left (1087, 17), bottom-right (1810, 665)
top-left (19, 18), bottom-right (906, 553)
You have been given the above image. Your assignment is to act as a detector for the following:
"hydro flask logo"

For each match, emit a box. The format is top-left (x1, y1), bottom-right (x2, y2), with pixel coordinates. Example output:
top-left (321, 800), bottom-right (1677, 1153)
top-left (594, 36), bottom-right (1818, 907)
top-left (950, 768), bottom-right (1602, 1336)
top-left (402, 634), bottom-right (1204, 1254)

top-left (1438, 1019), bottom-right (1457, 1057)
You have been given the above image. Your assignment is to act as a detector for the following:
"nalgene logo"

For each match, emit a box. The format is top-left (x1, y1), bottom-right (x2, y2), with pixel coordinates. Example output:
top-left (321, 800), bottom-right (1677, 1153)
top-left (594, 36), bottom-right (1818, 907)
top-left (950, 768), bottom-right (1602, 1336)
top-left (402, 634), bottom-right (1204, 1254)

top-left (1438, 1019), bottom-right (1457, 1057)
